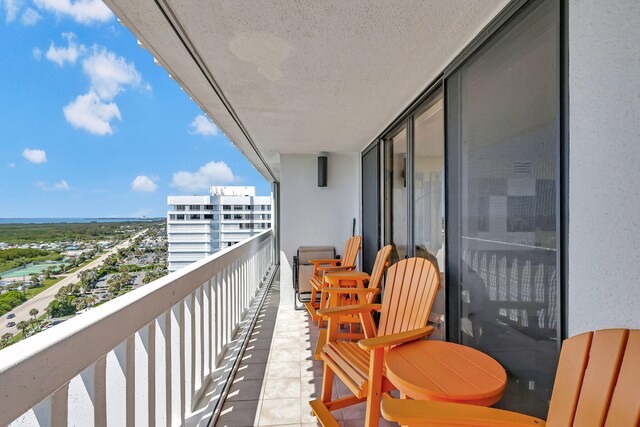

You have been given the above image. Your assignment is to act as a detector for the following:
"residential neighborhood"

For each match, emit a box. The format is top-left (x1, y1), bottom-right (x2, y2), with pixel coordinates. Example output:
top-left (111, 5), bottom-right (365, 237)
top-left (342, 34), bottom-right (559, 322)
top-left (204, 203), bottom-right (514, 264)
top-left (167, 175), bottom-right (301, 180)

top-left (0, 221), bottom-right (167, 348)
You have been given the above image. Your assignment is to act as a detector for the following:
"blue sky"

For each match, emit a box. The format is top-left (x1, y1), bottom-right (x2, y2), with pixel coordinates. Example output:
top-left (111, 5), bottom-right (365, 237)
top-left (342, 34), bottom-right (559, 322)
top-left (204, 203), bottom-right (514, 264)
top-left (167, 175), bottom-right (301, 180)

top-left (0, 0), bottom-right (270, 218)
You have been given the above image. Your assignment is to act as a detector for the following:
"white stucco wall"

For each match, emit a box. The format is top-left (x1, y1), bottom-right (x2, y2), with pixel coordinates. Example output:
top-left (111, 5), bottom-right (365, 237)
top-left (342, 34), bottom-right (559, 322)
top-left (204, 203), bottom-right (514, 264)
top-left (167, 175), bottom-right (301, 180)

top-left (279, 154), bottom-right (359, 288)
top-left (568, 0), bottom-right (640, 335)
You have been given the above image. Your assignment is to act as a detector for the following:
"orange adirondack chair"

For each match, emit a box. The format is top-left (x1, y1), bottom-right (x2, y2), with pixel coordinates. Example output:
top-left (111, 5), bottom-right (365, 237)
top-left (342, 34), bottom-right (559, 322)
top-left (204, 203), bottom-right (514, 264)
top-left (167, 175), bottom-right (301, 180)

top-left (381, 328), bottom-right (640, 427)
top-left (310, 257), bottom-right (441, 427)
top-left (312, 245), bottom-right (393, 359)
top-left (304, 235), bottom-right (361, 321)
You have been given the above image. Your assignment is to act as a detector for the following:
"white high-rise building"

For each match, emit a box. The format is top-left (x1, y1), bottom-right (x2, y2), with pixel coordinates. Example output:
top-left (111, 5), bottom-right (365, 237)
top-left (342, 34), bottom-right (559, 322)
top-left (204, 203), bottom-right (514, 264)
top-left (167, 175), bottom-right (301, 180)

top-left (167, 186), bottom-right (272, 272)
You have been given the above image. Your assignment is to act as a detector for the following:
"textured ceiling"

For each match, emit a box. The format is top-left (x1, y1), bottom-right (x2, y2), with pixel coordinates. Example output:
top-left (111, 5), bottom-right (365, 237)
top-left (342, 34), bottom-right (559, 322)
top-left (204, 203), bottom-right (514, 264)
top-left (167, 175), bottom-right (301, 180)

top-left (104, 0), bottom-right (509, 181)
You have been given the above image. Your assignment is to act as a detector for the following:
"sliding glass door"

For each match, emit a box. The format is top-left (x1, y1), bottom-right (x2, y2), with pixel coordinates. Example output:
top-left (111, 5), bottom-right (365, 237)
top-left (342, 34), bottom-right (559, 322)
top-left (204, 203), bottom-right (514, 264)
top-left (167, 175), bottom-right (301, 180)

top-left (384, 126), bottom-right (407, 265)
top-left (447, 0), bottom-right (560, 417)
top-left (364, 0), bottom-right (562, 415)
top-left (361, 143), bottom-right (380, 274)
top-left (413, 89), bottom-right (446, 339)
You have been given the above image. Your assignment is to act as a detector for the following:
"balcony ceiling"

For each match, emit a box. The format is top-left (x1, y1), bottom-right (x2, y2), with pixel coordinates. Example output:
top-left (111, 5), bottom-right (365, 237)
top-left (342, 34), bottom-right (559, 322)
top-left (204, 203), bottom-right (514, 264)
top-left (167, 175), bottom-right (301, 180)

top-left (104, 0), bottom-right (508, 181)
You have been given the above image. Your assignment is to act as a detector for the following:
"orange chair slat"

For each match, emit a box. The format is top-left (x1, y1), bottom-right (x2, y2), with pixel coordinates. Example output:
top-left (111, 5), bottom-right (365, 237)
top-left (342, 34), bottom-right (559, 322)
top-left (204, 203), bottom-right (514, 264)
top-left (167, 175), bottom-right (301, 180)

top-left (572, 329), bottom-right (628, 427)
top-left (405, 260), bottom-right (436, 332)
top-left (334, 341), bottom-right (372, 377)
top-left (546, 331), bottom-right (592, 425)
top-left (367, 245), bottom-right (391, 303)
top-left (604, 330), bottom-right (640, 427)
top-left (398, 258), bottom-right (424, 333)
top-left (323, 344), bottom-right (367, 387)
top-left (414, 264), bottom-right (439, 330)
top-left (342, 235), bottom-right (361, 267)
top-left (378, 259), bottom-right (408, 336)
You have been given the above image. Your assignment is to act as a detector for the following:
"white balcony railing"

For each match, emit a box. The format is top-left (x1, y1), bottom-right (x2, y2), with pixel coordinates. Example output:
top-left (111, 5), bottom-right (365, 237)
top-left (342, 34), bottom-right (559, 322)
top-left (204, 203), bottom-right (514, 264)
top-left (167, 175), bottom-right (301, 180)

top-left (0, 229), bottom-right (274, 426)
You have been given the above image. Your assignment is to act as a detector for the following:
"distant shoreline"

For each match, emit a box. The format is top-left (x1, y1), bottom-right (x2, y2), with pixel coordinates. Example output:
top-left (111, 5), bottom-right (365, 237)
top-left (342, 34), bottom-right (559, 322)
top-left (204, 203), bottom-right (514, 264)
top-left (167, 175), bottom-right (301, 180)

top-left (0, 218), bottom-right (164, 225)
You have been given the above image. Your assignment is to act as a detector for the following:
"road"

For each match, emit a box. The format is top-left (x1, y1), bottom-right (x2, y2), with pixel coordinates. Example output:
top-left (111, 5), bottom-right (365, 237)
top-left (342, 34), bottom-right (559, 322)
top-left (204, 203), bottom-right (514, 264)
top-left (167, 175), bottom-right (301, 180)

top-left (0, 230), bottom-right (147, 337)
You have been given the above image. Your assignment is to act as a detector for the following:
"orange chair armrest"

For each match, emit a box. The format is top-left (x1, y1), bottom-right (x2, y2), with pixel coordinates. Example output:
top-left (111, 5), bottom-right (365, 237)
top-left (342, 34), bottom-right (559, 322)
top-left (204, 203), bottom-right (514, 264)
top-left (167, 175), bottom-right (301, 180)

top-left (318, 265), bottom-right (355, 272)
top-left (358, 326), bottom-right (434, 351)
top-left (381, 399), bottom-right (546, 427)
top-left (323, 287), bottom-right (380, 295)
top-left (309, 259), bottom-right (341, 266)
top-left (317, 303), bottom-right (382, 318)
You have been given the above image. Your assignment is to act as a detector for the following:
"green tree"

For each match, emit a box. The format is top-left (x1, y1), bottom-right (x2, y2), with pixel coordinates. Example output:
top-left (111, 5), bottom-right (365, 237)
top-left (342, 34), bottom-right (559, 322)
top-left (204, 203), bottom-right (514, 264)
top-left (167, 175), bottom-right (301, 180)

top-left (29, 308), bottom-right (39, 322)
top-left (107, 274), bottom-right (123, 295)
top-left (55, 285), bottom-right (69, 301)
top-left (17, 320), bottom-right (29, 339)
top-left (78, 268), bottom-right (99, 288)
top-left (0, 290), bottom-right (27, 316)
top-left (1, 332), bottom-right (12, 347)
top-left (74, 297), bottom-right (88, 311)
top-left (46, 300), bottom-right (76, 318)
top-left (86, 294), bottom-right (98, 308)
top-left (142, 269), bottom-right (167, 284)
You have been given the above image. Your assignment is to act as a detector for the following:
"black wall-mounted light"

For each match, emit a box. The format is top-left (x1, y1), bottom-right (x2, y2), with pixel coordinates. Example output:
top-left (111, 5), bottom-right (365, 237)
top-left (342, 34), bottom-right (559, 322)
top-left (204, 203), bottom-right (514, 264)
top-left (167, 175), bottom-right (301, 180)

top-left (318, 155), bottom-right (328, 187)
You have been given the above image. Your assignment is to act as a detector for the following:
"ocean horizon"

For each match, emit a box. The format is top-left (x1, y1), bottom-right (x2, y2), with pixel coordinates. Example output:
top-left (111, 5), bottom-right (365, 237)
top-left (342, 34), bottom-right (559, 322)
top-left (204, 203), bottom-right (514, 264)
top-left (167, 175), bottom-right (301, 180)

top-left (0, 218), bottom-right (163, 225)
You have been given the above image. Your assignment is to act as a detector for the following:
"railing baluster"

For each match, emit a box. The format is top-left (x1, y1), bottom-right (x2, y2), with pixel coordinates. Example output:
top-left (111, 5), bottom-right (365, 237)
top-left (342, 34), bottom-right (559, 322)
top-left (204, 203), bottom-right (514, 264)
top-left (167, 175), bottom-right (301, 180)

top-left (202, 282), bottom-right (210, 380)
top-left (148, 321), bottom-right (156, 427)
top-left (192, 288), bottom-right (201, 394)
top-left (212, 273), bottom-right (220, 366)
top-left (233, 261), bottom-right (238, 330)
top-left (206, 279), bottom-right (213, 376)
top-left (126, 335), bottom-right (135, 427)
top-left (106, 341), bottom-right (127, 426)
top-left (169, 303), bottom-right (182, 426)
top-left (51, 382), bottom-right (69, 427)
top-left (154, 312), bottom-right (168, 427)
top-left (95, 356), bottom-right (107, 427)
top-left (133, 327), bottom-right (150, 426)
top-left (224, 267), bottom-right (230, 348)
top-left (180, 298), bottom-right (189, 423)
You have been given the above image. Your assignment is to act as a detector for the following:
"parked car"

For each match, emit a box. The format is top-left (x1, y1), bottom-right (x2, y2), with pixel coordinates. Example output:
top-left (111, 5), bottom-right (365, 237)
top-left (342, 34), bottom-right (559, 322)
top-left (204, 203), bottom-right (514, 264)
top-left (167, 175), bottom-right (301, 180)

top-left (6, 322), bottom-right (16, 328)
top-left (7, 313), bottom-right (15, 319)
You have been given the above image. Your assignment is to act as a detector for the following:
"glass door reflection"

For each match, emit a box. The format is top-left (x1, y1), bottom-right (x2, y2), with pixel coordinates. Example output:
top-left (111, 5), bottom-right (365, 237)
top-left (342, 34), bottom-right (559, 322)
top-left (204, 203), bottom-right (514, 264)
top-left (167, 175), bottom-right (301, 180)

top-left (384, 126), bottom-right (407, 265)
top-left (413, 89), bottom-right (445, 339)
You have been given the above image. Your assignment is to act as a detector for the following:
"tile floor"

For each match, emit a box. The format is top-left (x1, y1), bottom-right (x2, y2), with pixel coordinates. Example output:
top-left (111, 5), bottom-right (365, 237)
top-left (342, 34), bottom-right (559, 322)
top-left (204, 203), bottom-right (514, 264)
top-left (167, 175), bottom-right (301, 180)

top-left (215, 272), bottom-right (397, 427)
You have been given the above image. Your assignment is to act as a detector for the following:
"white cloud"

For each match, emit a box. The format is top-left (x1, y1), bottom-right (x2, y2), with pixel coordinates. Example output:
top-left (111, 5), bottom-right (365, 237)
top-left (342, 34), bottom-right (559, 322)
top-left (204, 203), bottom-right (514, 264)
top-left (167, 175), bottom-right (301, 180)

top-left (55, 179), bottom-right (69, 190)
top-left (41, 34), bottom-right (146, 136)
top-left (83, 47), bottom-right (141, 99)
top-left (21, 7), bottom-right (41, 25)
top-left (131, 175), bottom-right (157, 193)
top-left (34, 0), bottom-right (113, 24)
top-left (171, 161), bottom-right (237, 192)
top-left (45, 32), bottom-right (85, 66)
top-left (189, 115), bottom-right (219, 137)
top-left (36, 180), bottom-right (70, 191)
top-left (63, 91), bottom-right (120, 135)
top-left (3, 0), bottom-right (22, 23)
top-left (22, 148), bottom-right (47, 164)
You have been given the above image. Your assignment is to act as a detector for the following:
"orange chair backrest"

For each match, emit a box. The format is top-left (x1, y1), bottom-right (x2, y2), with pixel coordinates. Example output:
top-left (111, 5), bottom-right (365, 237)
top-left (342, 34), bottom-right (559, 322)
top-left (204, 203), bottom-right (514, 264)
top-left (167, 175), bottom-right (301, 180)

top-left (341, 235), bottom-right (361, 267)
top-left (377, 258), bottom-right (440, 338)
top-left (366, 245), bottom-right (392, 304)
top-left (547, 328), bottom-right (640, 426)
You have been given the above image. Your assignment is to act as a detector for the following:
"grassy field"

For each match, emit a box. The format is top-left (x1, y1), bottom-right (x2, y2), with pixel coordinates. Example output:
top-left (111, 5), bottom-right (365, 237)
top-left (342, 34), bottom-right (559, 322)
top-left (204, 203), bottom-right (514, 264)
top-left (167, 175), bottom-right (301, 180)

top-left (0, 221), bottom-right (161, 244)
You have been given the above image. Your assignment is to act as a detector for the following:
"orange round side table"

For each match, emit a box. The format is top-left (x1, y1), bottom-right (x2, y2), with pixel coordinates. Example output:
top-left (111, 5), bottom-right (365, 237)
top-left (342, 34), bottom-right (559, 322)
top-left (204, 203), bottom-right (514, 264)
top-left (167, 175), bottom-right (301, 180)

top-left (385, 340), bottom-right (507, 406)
